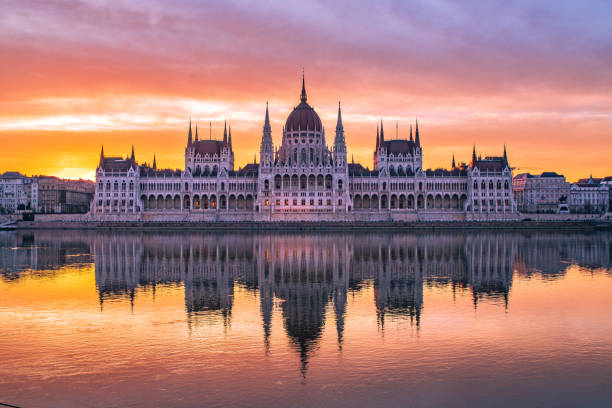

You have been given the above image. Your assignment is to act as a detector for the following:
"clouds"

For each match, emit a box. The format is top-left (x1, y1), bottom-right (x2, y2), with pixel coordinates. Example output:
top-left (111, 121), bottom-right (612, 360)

top-left (0, 0), bottom-right (611, 180)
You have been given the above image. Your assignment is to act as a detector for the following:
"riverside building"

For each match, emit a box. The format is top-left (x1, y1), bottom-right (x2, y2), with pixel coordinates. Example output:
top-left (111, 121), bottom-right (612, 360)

top-left (92, 78), bottom-right (517, 222)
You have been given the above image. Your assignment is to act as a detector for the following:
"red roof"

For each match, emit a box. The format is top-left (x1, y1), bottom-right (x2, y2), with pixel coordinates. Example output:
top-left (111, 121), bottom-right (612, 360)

top-left (194, 140), bottom-right (225, 156)
top-left (383, 140), bottom-right (417, 154)
top-left (285, 101), bottom-right (322, 132)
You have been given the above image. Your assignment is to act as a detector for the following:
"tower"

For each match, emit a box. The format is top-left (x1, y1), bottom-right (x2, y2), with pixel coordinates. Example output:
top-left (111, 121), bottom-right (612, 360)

top-left (334, 102), bottom-right (347, 167)
top-left (260, 102), bottom-right (274, 168)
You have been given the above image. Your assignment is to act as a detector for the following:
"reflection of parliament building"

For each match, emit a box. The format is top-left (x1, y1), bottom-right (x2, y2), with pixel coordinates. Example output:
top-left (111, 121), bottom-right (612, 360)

top-left (92, 75), bottom-right (517, 222)
top-left (2, 231), bottom-right (611, 376)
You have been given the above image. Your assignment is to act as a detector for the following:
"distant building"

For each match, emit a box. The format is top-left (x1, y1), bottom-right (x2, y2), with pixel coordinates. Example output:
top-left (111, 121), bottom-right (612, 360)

top-left (0, 172), bottom-right (38, 213)
top-left (92, 77), bottom-right (517, 222)
top-left (570, 176), bottom-right (609, 214)
top-left (36, 176), bottom-right (95, 213)
top-left (512, 172), bottom-right (570, 213)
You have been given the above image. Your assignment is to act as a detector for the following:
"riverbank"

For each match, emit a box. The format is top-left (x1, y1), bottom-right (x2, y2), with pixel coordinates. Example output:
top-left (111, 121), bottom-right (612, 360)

top-left (7, 219), bottom-right (612, 231)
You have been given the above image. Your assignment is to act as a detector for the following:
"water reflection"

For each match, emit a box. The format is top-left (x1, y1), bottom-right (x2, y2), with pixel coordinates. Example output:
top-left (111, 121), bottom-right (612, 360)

top-left (1, 230), bottom-right (612, 378)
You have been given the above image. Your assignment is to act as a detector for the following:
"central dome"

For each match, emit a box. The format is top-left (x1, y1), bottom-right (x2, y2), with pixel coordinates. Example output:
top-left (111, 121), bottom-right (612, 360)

top-left (284, 76), bottom-right (322, 132)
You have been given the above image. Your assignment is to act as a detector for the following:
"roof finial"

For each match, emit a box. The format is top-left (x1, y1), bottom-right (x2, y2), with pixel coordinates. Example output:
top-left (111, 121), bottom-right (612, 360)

top-left (223, 120), bottom-right (228, 144)
top-left (187, 119), bottom-right (193, 146)
top-left (415, 119), bottom-right (420, 146)
top-left (410, 124), bottom-right (413, 142)
top-left (300, 68), bottom-right (307, 103)
top-left (380, 120), bottom-right (385, 143)
top-left (130, 144), bottom-right (135, 161)
top-left (153, 154), bottom-right (157, 169)
top-left (195, 124), bottom-right (199, 142)
top-left (228, 124), bottom-right (232, 148)
top-left (471, 144), bottom-right (477, 166)
top-left (452, 153), bottom-right (456, 169)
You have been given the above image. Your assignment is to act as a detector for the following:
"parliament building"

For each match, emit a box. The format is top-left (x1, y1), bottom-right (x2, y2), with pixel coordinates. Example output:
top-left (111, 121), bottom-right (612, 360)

top-left (92, 77), bottom-right (517, 222)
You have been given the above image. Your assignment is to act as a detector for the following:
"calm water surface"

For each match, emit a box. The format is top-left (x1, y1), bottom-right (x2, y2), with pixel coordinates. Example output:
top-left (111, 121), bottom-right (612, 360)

top-left (1, 230), bottom-right (611, 408)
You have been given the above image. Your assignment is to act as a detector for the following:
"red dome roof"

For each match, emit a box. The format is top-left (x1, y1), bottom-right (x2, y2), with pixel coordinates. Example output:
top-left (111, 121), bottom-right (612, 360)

top-left (285, 101), bottom-right (322, 132)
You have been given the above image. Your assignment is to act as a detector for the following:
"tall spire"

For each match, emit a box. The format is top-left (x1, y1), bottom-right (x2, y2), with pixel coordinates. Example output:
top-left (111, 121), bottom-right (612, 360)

top-left (228, 125), bottom-right (232, 149)
top-left (260, 102), bottom-right (273, 165)
top-left (380, 120), bottom-right (385, 144)
top-left (264, 101), bottom-right (271, 132)
top-left (415, 119), bottom-right (420, 146)
top-left (451, 154), bottom-right (456, 169)
top-left (471, 145), bottom-right (477, 166)
top-left (130, 145), bottom-right (135, 161)
top-left (334, 101), bottom-right (346, 158)
top-left (409, 124), bottom-right (413, 142)
top-left (336, 101), bottom-right (343, 131)
top-left (300, 69), bottom-right (307, 103)
top-left (153, 154), bottom-right (157, 169)
top-left (503, 144), bottom-right (508, 163)
top-left (99, 145), bottom-right (104, 167)
top-left (195, 124), bottom-right (199, 142)
top-left (223, 120), bottom-right (228, 144)
top-left (187, 120), bottom-right (193, 146)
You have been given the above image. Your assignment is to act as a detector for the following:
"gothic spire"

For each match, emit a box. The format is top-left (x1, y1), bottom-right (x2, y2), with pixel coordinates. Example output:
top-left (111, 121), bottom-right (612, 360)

top-left (99, 145), bottom-right (104, 167)
top-left (264, 101), bottom-right (271, 131)
top-left (471, 145), bottom-right (477, 166)
top-left (195, 124), bottom-right (199, 142)
top-left (452, 153), bottom-right (456, 169)
top-left (336, 101), bottom-right (343, 131)
top-left (415, 120), bottom-right (420, 146)
top-left (503, 144), bottom-right (508, 163)
top-left (228, 125), bottom-right (232, 149)
top-left (410, 124), bottom-right (413, 142)
top-left (300, 69), bottom-right (307, 103)
top-left (130, 145), bottom-right (135, 161)
top-left (187, 120), bottom-right (193, 146)
top-left (223, 120), bottom-right (228, 144)
top-left (380, 120), bottom-right (385, 144)
top-left (153, 154), bottom-right (157, 169)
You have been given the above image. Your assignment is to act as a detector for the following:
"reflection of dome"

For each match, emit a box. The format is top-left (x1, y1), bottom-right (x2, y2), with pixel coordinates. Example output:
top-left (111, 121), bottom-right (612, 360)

top-left (284, 76), bottom-right (322, 132)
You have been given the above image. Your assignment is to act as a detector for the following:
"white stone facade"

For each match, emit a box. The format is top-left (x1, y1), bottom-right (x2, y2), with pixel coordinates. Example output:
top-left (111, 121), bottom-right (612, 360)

top-left (92, 79), bottom-right (517, 222)
top-left (513, 172), bottom-right (570, 213)
top-left (570, 178), bottom-right (609, 214)
top-left (0, 172), bottom-right (38, 213)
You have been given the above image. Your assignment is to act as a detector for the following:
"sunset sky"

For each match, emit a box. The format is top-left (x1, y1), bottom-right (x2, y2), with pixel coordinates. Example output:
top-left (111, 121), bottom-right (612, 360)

top-left (1, 0), bottom-right (611, 181)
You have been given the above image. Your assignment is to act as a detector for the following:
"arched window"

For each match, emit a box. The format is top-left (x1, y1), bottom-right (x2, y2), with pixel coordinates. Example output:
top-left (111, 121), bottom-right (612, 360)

top-left (293, 149), bottom-right (298, 164)
top-left (301, 148), bottom-right (307, 164)
top-left (121, 181), bottom-right (126, 191)
top-left (129, 181), bottom-right (134, 191)
top-left (489, 181), bottom-right (494, 189)
top-left (474, 181), bottom-right (478, 189)
top-left (264, 179), bottom-right (269, 190)
top-left (113, 181), bottom-right (119, 191)
top-left (338, 179), bottom-right (343, 190)
top-left (310, 148), bottom-right (314, 163)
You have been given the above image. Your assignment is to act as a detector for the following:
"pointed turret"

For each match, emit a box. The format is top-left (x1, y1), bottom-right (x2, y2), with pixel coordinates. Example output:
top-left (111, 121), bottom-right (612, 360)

top-left (334, 102), bottom-right (346, 165)
top-left (153, 154), bottom-right (157, 169)
top-left (415, 120), bottom-right (420, 147)
top-left (223, 120), bottom-right (228, 144)
top-left (195, 125), bottom-right (199, 142)
top-left (451, 154), bottom-right (456, 169)
top-left (380, 120), bottom-right (385, 144)
top-left (130, 145), bottom-right (135, 161)
top-left (260, 102), bottom-right (273, 167)
top-left (228, 125), bottom-right (232, 149)
top-left (471, 145), bottom-right (477, 167)
top-left (300, 70), bottom-right (307, 103)
top-left (503, 144), bottom-right (508, 164)
top-left (187, 120), bottom-right (193, 146)
top-left (409, 124), bottom-right (413, 142)
top-left (99, 145), bottom-right (104, 167)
